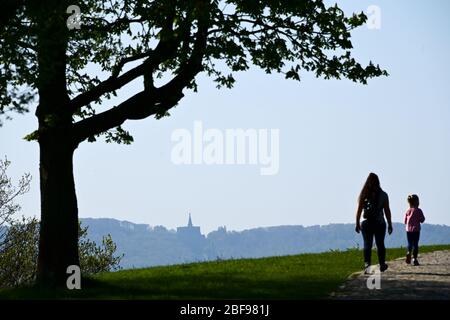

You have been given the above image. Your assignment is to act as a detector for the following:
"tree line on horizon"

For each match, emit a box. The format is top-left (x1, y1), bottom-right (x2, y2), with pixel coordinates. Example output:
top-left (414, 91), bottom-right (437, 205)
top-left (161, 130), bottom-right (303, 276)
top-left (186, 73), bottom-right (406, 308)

top-left (80, 218), bottom-right (450, 268)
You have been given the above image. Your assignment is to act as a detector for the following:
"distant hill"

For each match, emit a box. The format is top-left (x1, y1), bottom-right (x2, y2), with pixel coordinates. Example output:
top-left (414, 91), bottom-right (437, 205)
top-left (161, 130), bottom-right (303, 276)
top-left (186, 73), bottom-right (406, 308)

top-left (80, 218), bottom-right (450, 269)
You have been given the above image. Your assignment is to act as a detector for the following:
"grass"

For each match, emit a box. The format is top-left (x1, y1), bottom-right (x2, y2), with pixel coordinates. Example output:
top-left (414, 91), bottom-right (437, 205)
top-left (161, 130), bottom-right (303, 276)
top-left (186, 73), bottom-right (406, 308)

top-left (1, 245), bottom-right (449, 299)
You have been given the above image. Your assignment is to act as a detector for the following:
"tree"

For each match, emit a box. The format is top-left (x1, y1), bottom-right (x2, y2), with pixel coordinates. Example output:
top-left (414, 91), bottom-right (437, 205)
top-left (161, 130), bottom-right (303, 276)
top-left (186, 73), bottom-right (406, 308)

top-left (0, 0), bottom-right (387, 287)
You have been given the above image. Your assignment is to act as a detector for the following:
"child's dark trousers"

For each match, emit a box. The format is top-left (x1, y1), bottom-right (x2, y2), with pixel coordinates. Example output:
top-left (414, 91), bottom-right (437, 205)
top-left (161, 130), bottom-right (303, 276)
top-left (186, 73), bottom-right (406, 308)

top-left (407, 231), bottom-right (420, 259)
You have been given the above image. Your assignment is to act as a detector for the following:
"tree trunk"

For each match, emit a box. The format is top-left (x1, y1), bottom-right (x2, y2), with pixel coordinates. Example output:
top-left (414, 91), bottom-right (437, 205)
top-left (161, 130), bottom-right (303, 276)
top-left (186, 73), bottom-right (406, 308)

top-left (36, 131), bottom-right (80, 287)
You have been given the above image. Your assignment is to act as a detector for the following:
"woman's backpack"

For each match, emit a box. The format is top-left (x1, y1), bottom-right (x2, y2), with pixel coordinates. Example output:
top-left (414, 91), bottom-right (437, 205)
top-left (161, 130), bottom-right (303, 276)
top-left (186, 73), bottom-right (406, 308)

top-left (363, 191), bottom-right (381, 220)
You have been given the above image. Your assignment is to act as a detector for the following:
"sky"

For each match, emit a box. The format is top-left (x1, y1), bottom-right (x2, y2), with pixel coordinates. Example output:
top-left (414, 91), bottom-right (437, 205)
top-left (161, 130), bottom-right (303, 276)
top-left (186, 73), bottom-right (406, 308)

top-left (1, 0), bottom-right (449, 234)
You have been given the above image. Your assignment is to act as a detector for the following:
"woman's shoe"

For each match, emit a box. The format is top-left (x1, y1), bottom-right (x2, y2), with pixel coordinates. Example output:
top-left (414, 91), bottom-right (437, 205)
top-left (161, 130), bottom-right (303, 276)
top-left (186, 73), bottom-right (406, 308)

top-left (380, 263), bottom-right (389, 272)
top-left (413, 259), bottom-right (420, 266)
top-left (364, 262), bottom-right (371, 274)
top-left (405, 253), bottom-right (411, 264)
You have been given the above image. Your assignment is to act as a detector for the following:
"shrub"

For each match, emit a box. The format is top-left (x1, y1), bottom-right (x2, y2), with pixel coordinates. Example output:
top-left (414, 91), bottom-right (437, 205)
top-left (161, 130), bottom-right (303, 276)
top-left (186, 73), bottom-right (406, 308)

top-left (0, 217), bottom-right (123, 288)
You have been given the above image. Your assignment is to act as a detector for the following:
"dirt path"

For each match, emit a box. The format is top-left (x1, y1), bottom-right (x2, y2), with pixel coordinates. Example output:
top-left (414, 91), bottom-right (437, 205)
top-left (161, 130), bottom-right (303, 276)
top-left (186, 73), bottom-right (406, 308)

top-left (331, 250), bottom-right (450, 300)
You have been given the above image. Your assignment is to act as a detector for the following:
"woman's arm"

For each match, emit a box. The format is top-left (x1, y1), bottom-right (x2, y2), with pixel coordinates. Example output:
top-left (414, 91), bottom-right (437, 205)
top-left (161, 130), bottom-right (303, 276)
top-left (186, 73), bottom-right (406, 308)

top-left (384, 197), bottom-right (393, 235)
top-left (355, 201), bottom-right (363, 233)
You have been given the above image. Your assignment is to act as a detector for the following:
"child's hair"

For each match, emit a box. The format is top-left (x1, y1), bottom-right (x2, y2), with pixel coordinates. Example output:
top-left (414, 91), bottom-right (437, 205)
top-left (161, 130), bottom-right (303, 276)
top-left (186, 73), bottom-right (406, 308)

top-left (407, 194), bottom-right (419, 206)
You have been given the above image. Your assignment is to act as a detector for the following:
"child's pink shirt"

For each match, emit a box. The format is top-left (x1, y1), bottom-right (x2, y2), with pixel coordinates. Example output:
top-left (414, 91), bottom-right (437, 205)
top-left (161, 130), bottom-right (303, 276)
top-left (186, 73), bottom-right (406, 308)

top-left (404, 208), bottom-right (425, 232)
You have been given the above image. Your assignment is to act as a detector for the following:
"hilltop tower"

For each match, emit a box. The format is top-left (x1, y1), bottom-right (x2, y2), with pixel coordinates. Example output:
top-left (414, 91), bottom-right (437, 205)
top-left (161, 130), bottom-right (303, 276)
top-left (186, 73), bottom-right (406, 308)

top-left (176, 213), bottom-right (206, 254)
top-left (177, 213), bottom-right (203, 238)
top-left (188, 213), bottom-right (193, 227)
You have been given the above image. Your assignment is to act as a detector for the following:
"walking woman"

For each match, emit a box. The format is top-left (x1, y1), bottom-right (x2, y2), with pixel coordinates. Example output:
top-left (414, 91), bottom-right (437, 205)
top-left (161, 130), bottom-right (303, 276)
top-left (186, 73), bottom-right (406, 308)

top-left (355, 173), bottom-right (393, 273)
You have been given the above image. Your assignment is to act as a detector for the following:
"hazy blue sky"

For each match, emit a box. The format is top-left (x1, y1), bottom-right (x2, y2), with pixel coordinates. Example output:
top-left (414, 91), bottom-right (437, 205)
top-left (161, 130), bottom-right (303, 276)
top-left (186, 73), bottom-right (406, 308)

top-left (1, 0), bottom-right (449, 233)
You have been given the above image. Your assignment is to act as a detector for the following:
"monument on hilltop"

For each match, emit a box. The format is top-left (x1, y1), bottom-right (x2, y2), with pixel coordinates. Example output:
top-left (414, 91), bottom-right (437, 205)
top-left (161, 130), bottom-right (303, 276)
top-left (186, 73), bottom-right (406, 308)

top-left (176, 213), bottom-right (206, 253)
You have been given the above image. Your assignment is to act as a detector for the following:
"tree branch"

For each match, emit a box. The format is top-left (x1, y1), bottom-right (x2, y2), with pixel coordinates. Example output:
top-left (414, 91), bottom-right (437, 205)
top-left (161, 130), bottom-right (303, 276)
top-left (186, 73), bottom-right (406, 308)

top-left (72, 12), bottom-right (210, 144)
top-left (68, 7), bottom-right (182, 114)
top-left (72, 89), bottom-right (155, 142)
top-left (159, 19), bottom-right (208, 95)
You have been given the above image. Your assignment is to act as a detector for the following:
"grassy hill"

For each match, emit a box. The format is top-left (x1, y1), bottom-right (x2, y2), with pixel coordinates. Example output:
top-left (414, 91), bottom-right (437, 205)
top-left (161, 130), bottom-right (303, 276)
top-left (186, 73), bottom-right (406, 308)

top-left (1, 244), bottom-right (449, 299)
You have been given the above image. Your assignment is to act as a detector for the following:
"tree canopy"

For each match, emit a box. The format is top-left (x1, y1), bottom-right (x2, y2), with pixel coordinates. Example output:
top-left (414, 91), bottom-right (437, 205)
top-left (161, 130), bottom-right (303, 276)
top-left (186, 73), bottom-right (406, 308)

top-left (1, 0), bottom-right (387, 143)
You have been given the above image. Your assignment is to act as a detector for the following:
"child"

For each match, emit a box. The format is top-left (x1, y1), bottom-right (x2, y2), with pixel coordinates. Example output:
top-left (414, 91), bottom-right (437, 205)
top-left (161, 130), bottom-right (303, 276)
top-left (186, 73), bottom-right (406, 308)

top-left (404, 194), bottom-right (425, 266)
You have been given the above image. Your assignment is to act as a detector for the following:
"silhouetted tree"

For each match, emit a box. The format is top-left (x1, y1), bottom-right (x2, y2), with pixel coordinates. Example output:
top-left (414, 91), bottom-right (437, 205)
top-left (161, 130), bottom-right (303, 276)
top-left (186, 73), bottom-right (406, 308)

top-left (0, 0), bottom-right (387, 287)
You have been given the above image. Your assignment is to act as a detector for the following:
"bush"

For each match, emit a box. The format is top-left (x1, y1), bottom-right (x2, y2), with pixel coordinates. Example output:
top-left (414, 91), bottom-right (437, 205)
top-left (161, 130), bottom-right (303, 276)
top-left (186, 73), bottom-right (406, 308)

top-left (79, 222), bottom-right (123, 275)
top-left (0, 217), bottom-right (123, 288)
top-left (0, 157), bottom-right (31, 246)
top-left (0, 217), bottom-right (38, 287)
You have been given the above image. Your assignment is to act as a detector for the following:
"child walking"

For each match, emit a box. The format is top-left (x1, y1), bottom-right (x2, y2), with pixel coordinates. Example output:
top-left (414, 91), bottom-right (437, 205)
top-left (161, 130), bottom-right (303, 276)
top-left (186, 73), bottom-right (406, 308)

top-left (404, 194), bottom-right (425, 266)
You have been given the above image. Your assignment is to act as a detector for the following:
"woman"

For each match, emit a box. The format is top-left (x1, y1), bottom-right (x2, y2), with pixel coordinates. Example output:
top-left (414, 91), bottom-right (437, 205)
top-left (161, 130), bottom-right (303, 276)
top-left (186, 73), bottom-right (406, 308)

top-left (355, 173), bottom-right (393, 273)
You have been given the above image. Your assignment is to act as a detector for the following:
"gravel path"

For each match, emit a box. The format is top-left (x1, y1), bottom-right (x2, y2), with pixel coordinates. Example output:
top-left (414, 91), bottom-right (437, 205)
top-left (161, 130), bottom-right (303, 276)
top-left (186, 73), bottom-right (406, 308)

top-left (331, 250), bottom-right (450, 300)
